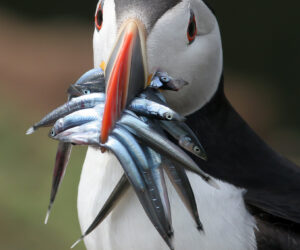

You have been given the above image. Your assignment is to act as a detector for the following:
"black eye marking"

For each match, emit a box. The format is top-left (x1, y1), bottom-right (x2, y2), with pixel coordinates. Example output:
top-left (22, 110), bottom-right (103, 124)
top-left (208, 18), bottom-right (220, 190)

top-left (187, 10), bottom-right (197, 44)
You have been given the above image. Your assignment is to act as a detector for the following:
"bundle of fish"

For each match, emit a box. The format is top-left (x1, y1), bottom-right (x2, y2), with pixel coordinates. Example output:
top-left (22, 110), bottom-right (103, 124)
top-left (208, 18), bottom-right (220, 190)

top-left (27, 68), bottom-right (218, 249)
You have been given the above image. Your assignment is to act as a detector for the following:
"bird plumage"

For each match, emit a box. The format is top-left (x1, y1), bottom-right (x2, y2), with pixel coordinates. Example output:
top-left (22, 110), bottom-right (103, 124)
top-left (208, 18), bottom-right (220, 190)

top-left (186, 78), bottom-right (300, 249)
top-left (78, 146), bottom-right (257, 250)
top-left (77, 0), bottom-right (300, 249)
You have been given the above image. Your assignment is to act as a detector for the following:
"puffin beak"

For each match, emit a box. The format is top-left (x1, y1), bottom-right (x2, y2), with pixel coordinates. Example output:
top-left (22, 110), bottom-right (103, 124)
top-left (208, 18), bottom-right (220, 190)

top-left (101, 19), bottom-right (148, 143)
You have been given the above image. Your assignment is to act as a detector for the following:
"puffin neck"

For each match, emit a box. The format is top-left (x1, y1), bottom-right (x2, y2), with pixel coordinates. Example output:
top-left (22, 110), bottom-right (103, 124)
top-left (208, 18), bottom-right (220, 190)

top-left (186, 76), bottom-right (300, 224)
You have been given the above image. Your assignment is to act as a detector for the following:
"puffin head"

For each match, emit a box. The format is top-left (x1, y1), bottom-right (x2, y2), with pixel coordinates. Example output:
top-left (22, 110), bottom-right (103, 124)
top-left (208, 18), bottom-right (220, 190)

top-left (93, 0), bottom-right (223, 141)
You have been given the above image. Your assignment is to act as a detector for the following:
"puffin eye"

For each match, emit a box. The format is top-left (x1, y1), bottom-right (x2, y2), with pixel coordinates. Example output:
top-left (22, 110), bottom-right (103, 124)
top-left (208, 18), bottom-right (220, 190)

top-left (187, 11), bottom-right (197, 44)
top-left (95, 5), bottom-right (103, 31)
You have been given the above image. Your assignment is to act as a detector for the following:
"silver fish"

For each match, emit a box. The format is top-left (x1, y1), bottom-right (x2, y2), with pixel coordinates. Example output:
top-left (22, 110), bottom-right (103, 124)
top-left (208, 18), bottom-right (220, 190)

top-left (150, 71), bottom-right (188, 91)
top-left (118, 112), bottom-right (218, 189)
top-left (68, 70), bottom-right (185, 96)
top-left (102, 136), bottom-right (174, 250)
top-left (138, 88), bottom-right (167, 105)
top-left (160, 121), bottom-right (207, 160)
top-left (64, 131), bottom-right (173, 249)
top-left (67, 68), bottom-right (105, 97)
top-left (44, 142), bottom-right (72, 224)
top-left (45, 84), bottom-right (82, 224)
top-left (45, 88), bottom-right (77, 224)
top-left (71, 174), bottom-right (130, 248)
top-left (128, 98), bottom-right (185, 121)
top-left (52, 121), bottom-right (101, 146)
top-left (53, 121), bottom-right (173, 238)
top-left (40, 70), bottom-right (105, 224)
top-left (163, 159), bottom-right (203, 230)
top-left (142, 118), bottom-right (197, 230)
top-left (26, 93), bottom-right (105, 135)
top-left (49, 104), bottom-right (104, 137)
top-left (143, 147), bottom-right (173, 235)
top-left (112, 126), bottom-right (149, 170)
top-left (112, 126), bottom-right (173, 236)
top-left (68, 80), bottom-right (182, 122)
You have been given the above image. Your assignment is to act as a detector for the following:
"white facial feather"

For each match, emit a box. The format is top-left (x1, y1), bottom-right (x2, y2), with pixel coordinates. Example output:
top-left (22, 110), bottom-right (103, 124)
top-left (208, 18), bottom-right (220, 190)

top-left (147, 0), bottom-right (223, 115)
top-left (93, 0), bottom-right (118, 68)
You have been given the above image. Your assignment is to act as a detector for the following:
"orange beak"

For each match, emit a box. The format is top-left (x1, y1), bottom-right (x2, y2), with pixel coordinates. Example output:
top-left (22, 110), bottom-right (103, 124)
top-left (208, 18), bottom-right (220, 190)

top-left (101, 20), bottom-right (148, 144)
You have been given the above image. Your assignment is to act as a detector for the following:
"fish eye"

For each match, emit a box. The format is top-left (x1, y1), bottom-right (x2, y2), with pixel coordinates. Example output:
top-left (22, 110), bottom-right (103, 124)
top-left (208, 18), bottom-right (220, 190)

top-left (95, 4), bottom-right (103, 31)
top-left (83, 89), bottom-right (91, 95)
top-left (160, 76), bottom-right (170, 83)
top-left (50, 129), bottom-right (56, 137)
top-left (187, 11), bottom-right (197, 44)
top-left (194, 146), bottom-right (201, 153)
top-left (165, 113), bottom-right (173, 120)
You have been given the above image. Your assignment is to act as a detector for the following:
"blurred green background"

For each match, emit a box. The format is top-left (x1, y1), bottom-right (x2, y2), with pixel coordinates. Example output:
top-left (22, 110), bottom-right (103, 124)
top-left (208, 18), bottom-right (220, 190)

top-left (0, 0), bottom-right (299, 249)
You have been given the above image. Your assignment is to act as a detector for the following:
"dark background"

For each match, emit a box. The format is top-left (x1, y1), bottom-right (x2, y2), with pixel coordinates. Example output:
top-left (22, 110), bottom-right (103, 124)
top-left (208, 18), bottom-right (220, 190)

top-left (0, 0), bottom-right (299, 249)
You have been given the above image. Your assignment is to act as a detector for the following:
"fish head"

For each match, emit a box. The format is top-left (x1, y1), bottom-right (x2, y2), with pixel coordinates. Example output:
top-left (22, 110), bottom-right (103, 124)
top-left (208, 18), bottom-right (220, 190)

top-left (49, 118), bottom-right (64, 138)
top-left (67, 68), bottom-right (106, 98)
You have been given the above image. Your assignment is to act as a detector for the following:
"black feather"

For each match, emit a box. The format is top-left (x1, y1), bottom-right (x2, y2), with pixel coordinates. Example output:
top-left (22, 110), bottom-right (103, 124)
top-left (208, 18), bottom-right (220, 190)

top-left (186, 75), bottom-right (300, 225)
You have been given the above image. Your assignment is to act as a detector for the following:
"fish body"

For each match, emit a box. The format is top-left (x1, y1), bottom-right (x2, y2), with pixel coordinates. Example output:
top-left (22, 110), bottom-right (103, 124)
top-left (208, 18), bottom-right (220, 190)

top-left (52, 121), bottom-right (102, 146)
top-left (68, 68), bottom-right (105, 97)
top-left (79, 174), bottom-right (130, 238)
top-left (139, 88), bottom-right (167, 105)
top-left (150, 71), bottom-right (188, 91)
top-left (26, 93), bottom-right (105, 135)
top-left (54, 122), bottom-right (174, 248)
top-left (112, 126), bottom-right (173, 237)
top-left (160, 121), bottom-right (206, 160)
top-left (45, 142), bottom-right (72, 224)
top-left (163, 159), bottom-right (202, 230)
top-left (128, 98), bottom-right (184, 121)
top-left (50, 104), bottom-right (104, 137)
top-left (67, 70), bottom-right (184, 97)
top-left (143, 147), bottom-right (173, 235)
top-left (44, 88), bottom-right (80, 224)
top-left (39, 67), bottom-right (215, 248)
top-left (118, 112), bottom-right (217, 188)
top-left (103, 136), bottom-right (174, 250)
top-left (111, 126), bottom-right (149, 171)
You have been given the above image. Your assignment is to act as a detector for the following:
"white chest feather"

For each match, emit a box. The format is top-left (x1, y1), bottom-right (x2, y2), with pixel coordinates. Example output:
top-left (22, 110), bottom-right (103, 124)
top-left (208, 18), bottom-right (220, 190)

top-left (77, 147), bottom-right (257, 250)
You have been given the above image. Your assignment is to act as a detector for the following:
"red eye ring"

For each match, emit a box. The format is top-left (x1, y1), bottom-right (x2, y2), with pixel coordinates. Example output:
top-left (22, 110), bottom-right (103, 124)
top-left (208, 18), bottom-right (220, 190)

top-left (187, 12), bottom-right (197, 44)
top-left (95, 5), bottom-right (103, 31)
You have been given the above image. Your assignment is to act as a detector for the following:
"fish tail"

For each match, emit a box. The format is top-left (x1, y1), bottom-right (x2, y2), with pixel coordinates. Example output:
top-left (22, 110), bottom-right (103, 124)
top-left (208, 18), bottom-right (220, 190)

top-left (207, 177), bottom-right (220, 189)
top-left (70, 236), bottom-right (84, 249)
top-left (26, 126), bottom-right (35, 135)
top-left (44, 202), bottom-right (53, 224)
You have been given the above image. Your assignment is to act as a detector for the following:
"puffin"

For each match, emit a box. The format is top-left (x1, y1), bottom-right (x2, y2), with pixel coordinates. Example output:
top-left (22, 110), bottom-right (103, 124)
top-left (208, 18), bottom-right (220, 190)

top-left (77, 0), bottom-right (300, 249)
